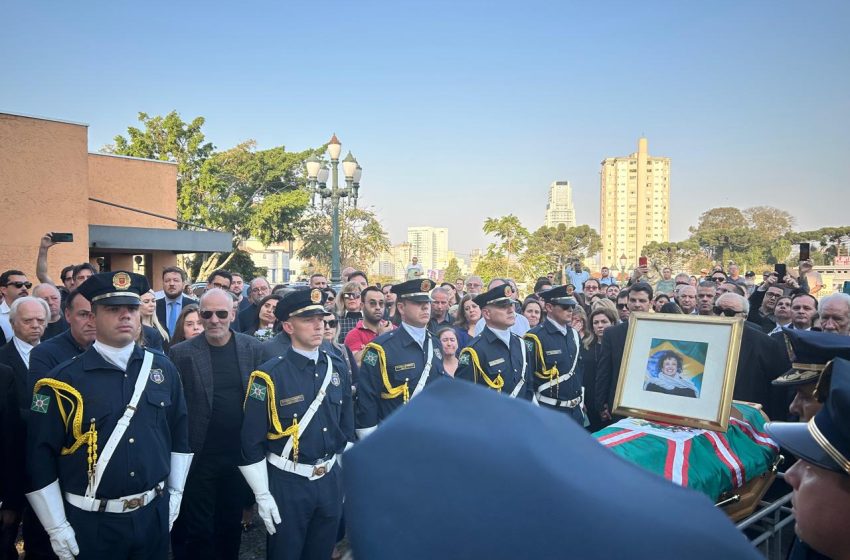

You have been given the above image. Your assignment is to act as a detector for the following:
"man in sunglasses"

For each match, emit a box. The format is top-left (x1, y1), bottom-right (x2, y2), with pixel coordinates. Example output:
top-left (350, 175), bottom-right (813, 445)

top-left (26, 271), bottom-right (191, 559)
top-left (357, 279), bottom-right (446, 439)
top-left (167, 288), bottom-right (266, 560)
top-left (714, 293), bottom-right (791, 418)
top-left (240, 288), bottom-right (353, 560)
top-left (0, 269), bottom-right (32, 345)
top-left (345, 287), bottom-right (393, 365)
top-left (524, 285), bottom-right (584, 422)
top-left (456, 285), bottom-right (533, 401)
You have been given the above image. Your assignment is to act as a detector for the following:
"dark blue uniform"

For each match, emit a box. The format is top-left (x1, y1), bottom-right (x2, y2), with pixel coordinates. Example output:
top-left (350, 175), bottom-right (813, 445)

top-left (456, 326), bottom-right (533, 400)
top-left (241, 349), bottom-right (354, 560)
top-left (27, 345), bottom-right (189, 559)
top-left (356, 326), bottom-right (445, 430)
top-left (525, 318), bottom-right (584, 423)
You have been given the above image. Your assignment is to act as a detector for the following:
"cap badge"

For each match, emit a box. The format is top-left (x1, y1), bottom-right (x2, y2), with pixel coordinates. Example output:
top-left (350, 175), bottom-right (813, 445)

top-left (310, 289), bottom-right (322, 304)
top-left (504, 286), bottom-right (512, 297)
top-left (149, 369), bottom-right (164, 384)
top-left (112, 272), bottom-right (131, 290)
top-left (566, 285), bottom-right (575, 295)
top-left (421, 280), bottom-right (431, 292)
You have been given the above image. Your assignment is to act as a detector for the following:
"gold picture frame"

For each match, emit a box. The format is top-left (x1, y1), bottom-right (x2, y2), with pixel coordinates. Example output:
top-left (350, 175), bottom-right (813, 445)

top-left (612, 312), bottom-right (744, 432)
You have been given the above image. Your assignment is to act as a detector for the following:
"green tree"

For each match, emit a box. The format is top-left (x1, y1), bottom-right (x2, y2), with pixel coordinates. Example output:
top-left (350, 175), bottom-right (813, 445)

top-left (473, 247), bottom-right (509, 286)
top-left (642, 240), bottom-right (701, 274)
top-left (744, 206), bottom-right (795, 236)
top-left (444, 258), bottom-right (463, 283)
top-left (297, 206), bottom-right (390, 274)
top-left (482, 215), bottom-right (529, 278)
top-left (522, 224), bottom-right (602, 281)
top-left (106, 111), bottom-right (214, 209)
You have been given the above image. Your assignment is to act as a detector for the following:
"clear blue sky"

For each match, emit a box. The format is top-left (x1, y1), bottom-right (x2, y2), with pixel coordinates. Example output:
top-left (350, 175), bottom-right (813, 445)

top-left (3, 1), bottom-right (849, 260)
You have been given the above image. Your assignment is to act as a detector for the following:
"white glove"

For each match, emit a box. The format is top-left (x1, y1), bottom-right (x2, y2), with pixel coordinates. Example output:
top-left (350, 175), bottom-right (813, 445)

top-left (239, 460), bottom-right (281, 534)
top-left (26, 480), bottom-right (79, 560)
top-left (167, 452), bottom-right (193, 531)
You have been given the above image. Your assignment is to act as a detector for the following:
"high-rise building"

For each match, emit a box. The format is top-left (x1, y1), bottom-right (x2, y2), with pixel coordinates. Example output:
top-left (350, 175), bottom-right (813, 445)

top-left (544, 181), bottom-right (577, 228)
top-left (407, 227), bottom-right (449, 272)
top-left (599, 138), bottom-right (670, 270)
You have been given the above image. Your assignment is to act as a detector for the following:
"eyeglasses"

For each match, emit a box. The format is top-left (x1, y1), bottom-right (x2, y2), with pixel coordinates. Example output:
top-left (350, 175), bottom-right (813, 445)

top-left (764, 292), bottom-right (782, 299)
top-left (5, 281), bottom-right (32, 289)
top-left (210, 282), bottom-right (230, 290)
top-left (200, 310), bottom-right (230, 319)
top-left (343, 292), bottom-right (361, 299)
top-left (617, 303), bottom-right (629, 310)
top-left (324, 319), bottom-right (338, 328)
top-left (713, 307), bottom-right (740, 317)
top-left (712, 277), bottom-right (725, 283)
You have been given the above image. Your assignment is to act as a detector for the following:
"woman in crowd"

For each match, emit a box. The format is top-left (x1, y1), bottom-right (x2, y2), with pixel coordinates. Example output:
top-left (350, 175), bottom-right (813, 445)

top-left (335, 281), bottom-right (364, 343)
top-left (246, 294), bottom-right (283, 341)
top-left (572, 305), bottom-right (588, 340)
top-left (322, 311), bottom-right (358, 384)
top-left (323, 287), bottom-right (337, 312)
top-left (522, 297), bottom-right (544, 329)
top-left (582, 306), bottom-right (619, 433)
top-left (139, 289), bottom-right (169, 352)
top-left (436, 326), bottom-right (460, 377)
top-left (689, 275), bottom-right (699, 287)
top-left (441, 282), bottom-right (461, 306)
top-left (653, 293), bottom-right (670, 313)
top-left (170, 303), bottom-right (203, 345)
top-left (454, 294), bottom-right (481, 350)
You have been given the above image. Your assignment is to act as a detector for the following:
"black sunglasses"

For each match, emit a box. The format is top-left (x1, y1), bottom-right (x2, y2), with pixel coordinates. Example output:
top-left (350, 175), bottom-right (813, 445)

top-left (617, 303), bottom-right (629, 310)
top-left (324, 319), bottom-right (338, 328)
top-left (342, 292), bottom-right (361, 299)
top-left (200, 310), bottom-right (230, 319)
top-left (712, 277), bottom-right (725, 283)
top-left (5, 281), bottom-right (32, 289)
top-left (713, 306), bottom-right (739, 317)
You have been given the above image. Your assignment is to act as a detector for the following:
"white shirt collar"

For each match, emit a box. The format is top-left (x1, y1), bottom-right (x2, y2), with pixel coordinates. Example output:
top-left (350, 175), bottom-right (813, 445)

top-left (0, 300), bottom-right (9, 313)
top-left (93, 340), bottom-right (136, 371)
top-left (547, 317), bottom-right (568, 336)
top-left (292, 347), bottom-right (320, 363)
top-left (487, 326), bottom-right (512, 348)
top-left (401, 322), bottom-right (427, 348)
top-left (13, 337), bottom-right (35, 368)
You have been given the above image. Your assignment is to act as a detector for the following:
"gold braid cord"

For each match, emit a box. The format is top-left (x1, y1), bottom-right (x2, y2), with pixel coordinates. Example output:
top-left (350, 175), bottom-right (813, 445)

top-left (364, 342), bottom-right (410, 402)
top-left (33, 379), bottom-right (99, 484)
top-left (459, 347), bottom-right (504, 392)
top-left (244, 371), bottom-right (300, 463)
top-left (524, 333), bottom-right (559, 397)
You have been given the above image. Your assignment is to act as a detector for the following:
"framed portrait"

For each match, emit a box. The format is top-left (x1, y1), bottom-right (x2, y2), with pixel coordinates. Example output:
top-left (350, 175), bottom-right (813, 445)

top-left (612, 312), bottom-right (744, 431)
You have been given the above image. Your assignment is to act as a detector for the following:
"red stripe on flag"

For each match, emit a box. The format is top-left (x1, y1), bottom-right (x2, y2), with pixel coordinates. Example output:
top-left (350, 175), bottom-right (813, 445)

top-left (730, 417), bottom-right (779, 452)
top-left (601, 431), bottom-right (647, 448)
top-left (664, 440), bottom-right (676, 481)
top-left (718, 432), bottom-right (746, 485)
top-left (705, 431), bottom-right (740, 487)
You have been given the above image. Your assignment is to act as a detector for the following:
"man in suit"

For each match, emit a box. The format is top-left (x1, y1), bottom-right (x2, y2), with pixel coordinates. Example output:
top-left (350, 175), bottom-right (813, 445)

top-left (156, 266), bottom-right (195, 337)
top-left (0, 270), bottom-right (33, 346)
top-left (594, 282), bottom-right (653, 425)
top-left (237, 277), bottom-right (271, 333)
top-left (0, 297), bottom-right (49, 560)
top-left (714, 293), bottom-right (791, 419)
top-left (168, 288), bottom-right (265, 560)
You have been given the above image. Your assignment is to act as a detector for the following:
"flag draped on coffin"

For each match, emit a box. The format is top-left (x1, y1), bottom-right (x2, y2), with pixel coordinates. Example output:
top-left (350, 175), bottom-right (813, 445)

top-left (594, 403), bottom-right (779, 501)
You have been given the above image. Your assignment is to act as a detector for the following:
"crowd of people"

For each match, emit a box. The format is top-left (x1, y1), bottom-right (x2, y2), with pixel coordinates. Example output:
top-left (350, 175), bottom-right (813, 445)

top-left (0, 234), bottom-right (849, 560)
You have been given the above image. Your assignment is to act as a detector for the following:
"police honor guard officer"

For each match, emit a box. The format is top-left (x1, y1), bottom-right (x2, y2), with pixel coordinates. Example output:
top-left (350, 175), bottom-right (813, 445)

top-left (456, 285), bottom-right (533, 400)
top-left (356, 279), bottom-right (445, 438)
top-left (239, 288), bottom-right (354, 560)
top-left (524, 285), bottom-right (584, 423)
top-left (26, 272), bottom-right (191, 560)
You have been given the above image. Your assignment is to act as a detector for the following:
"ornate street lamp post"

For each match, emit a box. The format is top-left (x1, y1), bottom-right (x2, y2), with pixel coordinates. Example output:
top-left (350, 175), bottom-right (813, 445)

top-left (305, 134), bottom-right (363, 284)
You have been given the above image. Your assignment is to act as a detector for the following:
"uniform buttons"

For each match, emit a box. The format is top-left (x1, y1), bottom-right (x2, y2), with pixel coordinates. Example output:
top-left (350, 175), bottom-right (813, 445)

top-left (124, 374), bottom-right (128, 378)
top-left (322, 427), bottom-right (327, 432)
top-left (129, 438), bottom-right (135, 444)
top-left (315, 373), bottom-right (318, 378)
top-left (130, 471), bottom-right (135, 477)
top-left (160, 402), bottom-right (165, 407)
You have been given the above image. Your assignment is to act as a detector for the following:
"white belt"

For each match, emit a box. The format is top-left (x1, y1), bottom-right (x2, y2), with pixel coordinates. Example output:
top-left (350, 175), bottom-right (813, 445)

top-left (537, 394), bottom-right (582, 409)
top-left (267, 452), bottom-right (337, 481)
top-left (65, 481), bottom-right (165, 513)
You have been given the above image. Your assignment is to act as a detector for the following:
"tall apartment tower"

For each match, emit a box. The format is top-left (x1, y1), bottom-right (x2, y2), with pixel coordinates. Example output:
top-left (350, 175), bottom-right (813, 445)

top-left (407, 226), bottom-right (450, 271)
top-left (544, 181), bottom-right (577, 228)
top-left (599, 138), bottom-right (670, 269)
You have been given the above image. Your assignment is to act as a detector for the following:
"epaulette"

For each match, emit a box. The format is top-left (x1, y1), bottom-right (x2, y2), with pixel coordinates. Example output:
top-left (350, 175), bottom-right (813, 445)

top-left (244, 369), bottom-right (298, 453)
top-left (458, 346), bottom-right (504, 392)
top-left (363, 341), bottom-right (410, 403)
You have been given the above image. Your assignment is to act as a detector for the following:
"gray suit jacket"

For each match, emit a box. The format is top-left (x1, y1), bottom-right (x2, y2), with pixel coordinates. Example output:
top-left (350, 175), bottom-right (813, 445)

top-left (169, 331), bottom-right (265, 454)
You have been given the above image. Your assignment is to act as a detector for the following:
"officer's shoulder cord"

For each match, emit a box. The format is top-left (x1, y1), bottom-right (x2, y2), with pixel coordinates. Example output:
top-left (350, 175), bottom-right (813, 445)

top-left (363, 342), bottom-right (410, 402)
top-left (33, 378), bottom-right (98, 484)
top-left (523, 333), bottom-right (560, 381)
top-left (458, 347), bottom-right (504, 392)
top-left (244, 370), bottom-right (300, 462)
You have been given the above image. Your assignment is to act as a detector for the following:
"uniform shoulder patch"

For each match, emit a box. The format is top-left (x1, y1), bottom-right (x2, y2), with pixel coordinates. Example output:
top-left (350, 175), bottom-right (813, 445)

top-left (363, 350), bottom-right (378, 367)
top-left (31, 393), bottom-right (51, 413)
top-left (249, 381), bottom-right (267, 401)
top-left (524, 339), bottom-right (534, 352)
top-left (459, 352), bottom-right (470, 365)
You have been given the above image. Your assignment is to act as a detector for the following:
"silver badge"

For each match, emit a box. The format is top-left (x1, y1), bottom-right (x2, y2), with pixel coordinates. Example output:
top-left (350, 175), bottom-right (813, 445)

top-left (331, 371), bottom-right (341, 387)
top-left (150, 369), bottom-right (164, 384)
